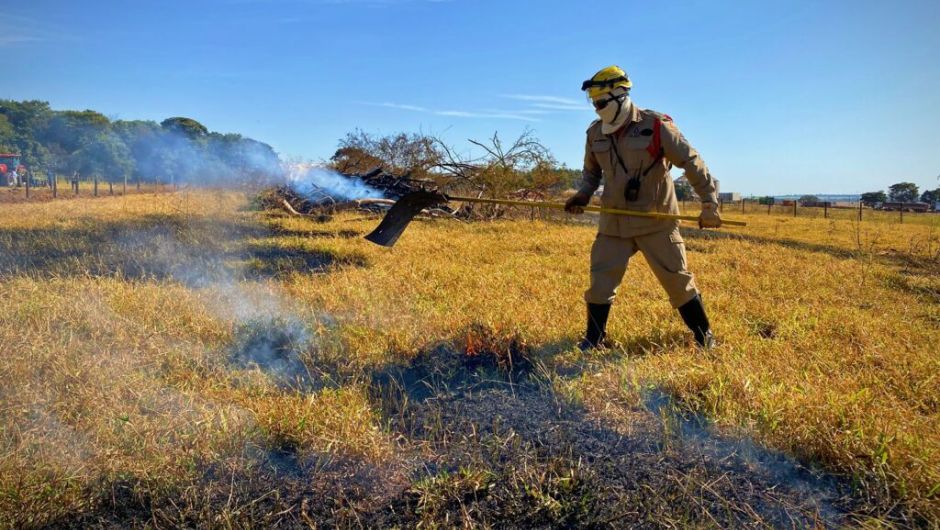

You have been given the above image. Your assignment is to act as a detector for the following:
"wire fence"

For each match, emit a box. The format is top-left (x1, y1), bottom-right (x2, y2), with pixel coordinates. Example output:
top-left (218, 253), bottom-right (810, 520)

top-left (678, 199), bottom-right (940, 227)
top-left (1, 173), bottom-right (178, 202)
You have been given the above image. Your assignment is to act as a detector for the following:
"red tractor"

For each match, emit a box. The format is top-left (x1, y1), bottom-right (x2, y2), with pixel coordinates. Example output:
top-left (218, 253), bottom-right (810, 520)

top-left (0, 153), bottom-right (26, 186)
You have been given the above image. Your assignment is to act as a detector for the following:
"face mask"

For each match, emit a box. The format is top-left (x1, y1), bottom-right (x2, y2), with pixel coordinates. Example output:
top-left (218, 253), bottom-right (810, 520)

top-left (594, 94), bottom-right (630, 124)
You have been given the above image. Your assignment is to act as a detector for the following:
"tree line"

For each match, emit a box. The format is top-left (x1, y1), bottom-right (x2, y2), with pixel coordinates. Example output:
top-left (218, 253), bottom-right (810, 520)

top-left (861, 182), bottom-right (940, 206)
top-left (0, 99), bottom-right (281, 185)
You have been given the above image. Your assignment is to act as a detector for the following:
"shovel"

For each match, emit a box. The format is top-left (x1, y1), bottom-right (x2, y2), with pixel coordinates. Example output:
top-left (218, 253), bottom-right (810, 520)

top-left (364, 190), bottom-right (747, 247)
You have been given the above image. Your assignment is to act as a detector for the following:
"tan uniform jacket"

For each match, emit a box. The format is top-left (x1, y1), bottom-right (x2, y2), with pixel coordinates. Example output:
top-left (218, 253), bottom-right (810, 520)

top-left (579, 106), bottom-right (718, 238)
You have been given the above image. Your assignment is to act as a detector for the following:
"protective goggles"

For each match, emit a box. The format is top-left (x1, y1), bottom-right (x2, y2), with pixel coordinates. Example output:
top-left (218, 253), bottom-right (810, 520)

top-left (580, 76), bottom-right (630, 92)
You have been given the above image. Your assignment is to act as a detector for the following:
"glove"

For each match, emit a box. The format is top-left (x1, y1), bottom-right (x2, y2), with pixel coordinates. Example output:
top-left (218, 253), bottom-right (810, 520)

top-left (699, 202), bottom-right (722, 228)
top-left (565, 192), bottom-right (591, 214)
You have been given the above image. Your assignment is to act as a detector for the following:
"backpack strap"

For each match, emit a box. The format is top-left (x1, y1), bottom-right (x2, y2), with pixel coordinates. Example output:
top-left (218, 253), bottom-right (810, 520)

top-left (642, 117), bottom-right (665, 176)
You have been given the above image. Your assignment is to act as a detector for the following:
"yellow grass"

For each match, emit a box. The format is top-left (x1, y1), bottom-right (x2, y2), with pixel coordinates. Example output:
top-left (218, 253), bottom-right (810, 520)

top-left (0, 191), bottom-right (937, 526)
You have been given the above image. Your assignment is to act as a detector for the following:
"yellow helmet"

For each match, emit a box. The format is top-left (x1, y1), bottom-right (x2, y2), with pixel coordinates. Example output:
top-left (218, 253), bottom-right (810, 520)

top-left (581, 65), bottom-right (632, 99)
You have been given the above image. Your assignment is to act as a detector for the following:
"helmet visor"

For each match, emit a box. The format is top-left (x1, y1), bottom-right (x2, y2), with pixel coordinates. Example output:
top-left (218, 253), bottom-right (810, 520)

top-left (581, 75), bottom-right (629, 92)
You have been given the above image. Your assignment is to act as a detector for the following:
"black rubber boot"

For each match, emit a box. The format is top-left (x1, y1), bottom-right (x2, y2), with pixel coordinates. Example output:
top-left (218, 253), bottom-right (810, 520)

top-left (678, 295), bottom-right (714, 349)
top-left (578, 303), bottom-right (611, 351)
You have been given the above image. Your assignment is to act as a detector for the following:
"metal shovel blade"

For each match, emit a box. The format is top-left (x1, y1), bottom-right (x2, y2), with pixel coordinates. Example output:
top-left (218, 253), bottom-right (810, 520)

top-left (364, 190), bottom-right (448, 247)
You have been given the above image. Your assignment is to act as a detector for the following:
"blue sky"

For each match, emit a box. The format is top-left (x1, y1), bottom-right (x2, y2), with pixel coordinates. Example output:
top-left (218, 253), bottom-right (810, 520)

top-left (2, 0), bottom-right (938, 196)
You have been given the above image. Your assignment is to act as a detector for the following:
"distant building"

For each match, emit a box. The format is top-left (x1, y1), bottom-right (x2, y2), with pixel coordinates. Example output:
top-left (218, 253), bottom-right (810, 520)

top-left (718, 192), bottom-right (741, 202)
top-left (879, 202), bottom-right (930, 212)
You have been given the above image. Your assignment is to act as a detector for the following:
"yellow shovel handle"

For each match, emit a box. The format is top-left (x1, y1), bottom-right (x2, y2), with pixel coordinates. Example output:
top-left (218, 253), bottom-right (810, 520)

top-left (446, 195), bottom-right (748, 227)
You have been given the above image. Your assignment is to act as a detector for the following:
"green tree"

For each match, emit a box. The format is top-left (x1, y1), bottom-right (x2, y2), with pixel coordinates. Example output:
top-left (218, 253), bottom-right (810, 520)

top-left (674, 178), bottom-right (694, 201)
top-left (554, 166), bottom-right (582, 191)
top-left (161, 117), bottom-right (209, 139)
top-left (919, 188), bottom-right (939, 204)
top-left (0, 99), bottom-right (282, 187)
top-left (799, 194), bottom-right (820, 205)
top-left (71, 132), bottom-right (135, 182)
top-left (43, 110), bottom-right (110, 153)
top-left (860, 191), bottom-right (887, 206)
top-left (159, 118), bottom-right (213, 185)
top-left (0, 100), bottom-right (55, 168)
top-left (0, 100), bottom-right (52, 137)
top-left (888, 182), bottom-right (919, 203)
top-left (0, 114), bottom-right (14, 149)
top-left (221, 136), bottom-right (281, 184)
top-left (113, 119), bottom-right (158, 180)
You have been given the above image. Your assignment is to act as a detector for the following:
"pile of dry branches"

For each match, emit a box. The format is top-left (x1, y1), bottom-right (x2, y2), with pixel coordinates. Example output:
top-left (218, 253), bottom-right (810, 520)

top-left (257, 129), bottom-right (574, 221)
top-left (256, 167), bottom-right (452, 220)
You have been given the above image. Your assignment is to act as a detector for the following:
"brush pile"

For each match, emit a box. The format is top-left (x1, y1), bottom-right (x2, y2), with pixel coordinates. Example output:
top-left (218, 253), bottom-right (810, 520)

top-left (353, 167), bottom-right (430, 199)
top-left (255, 167), bottom-right (445, 219)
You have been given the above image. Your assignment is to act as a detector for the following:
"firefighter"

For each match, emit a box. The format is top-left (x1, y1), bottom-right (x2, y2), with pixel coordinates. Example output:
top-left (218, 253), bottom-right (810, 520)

top-left (565, 65), bottom-right (721, 350)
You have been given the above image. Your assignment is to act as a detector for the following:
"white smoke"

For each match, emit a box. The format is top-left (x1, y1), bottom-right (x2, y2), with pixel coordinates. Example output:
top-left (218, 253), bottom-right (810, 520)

top-left (285, 163), bottom-right (384, 202)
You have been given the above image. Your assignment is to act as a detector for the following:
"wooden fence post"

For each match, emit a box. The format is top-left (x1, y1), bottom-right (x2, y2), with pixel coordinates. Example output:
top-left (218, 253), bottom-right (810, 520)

top-left (93, 175), bottom-right (98, 197)
top-left (858, 201), bottom-right (862, 221)
top-left (123, 174), bottom-right (127, 195)
top-left (52, 173), bottom-right (57, 198)
top-left (793, 201), bottom-right (797, 217)
top-left (824, 202), bottom-right (828, 219)
top-left (25, 171), bottom-right (30, 199)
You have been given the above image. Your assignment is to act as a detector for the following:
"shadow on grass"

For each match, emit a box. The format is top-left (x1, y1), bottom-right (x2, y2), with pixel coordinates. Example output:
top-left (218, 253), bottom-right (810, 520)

top-left (681, 226), bottom-right (939, 273)
top-left (881, 270), bottom-right (940, 303)
top-left (363, 326), bottom-right (861, 528)
top-left (0, 213), bottom-right (369, 282)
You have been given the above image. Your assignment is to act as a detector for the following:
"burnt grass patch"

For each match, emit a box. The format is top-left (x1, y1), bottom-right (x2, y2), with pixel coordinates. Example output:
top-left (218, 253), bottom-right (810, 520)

top-left (47, 442), bottom-right (408, 529)
top-left (365, 326), bottom-right (862, 528)
top-left (228, 319), bottom-right (318, 391)
top-left (226, 318), bottom-right (353, 393)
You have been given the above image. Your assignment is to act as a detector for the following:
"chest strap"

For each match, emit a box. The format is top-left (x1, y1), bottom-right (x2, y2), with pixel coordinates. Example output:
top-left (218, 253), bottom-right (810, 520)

top-left (643, 117), bottom-right (664, 176)
top-left (607, 117), bottom-right (665, 177)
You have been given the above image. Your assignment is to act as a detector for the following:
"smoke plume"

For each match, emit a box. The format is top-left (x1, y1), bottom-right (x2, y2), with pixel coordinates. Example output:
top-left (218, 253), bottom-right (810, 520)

top-left (285, 163), bottom-right (385, 202)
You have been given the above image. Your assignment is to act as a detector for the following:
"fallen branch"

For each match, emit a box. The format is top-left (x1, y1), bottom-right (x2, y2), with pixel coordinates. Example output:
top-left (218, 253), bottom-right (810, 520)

top-left (281, 199), bottom-right (304, 216)
top-left (345, 198), bottom-right (397, 210)
top-left (281, 198), bottom-right (397, 216)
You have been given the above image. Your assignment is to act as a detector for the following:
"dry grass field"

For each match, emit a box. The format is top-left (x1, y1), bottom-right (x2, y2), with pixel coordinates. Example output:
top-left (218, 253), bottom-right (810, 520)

top-left (0, 191), bottom-right (937, 528)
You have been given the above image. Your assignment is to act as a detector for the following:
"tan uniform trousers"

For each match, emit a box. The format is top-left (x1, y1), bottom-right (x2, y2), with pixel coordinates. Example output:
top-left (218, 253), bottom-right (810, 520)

top-left (585, 226), bottom-right (698, 308)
